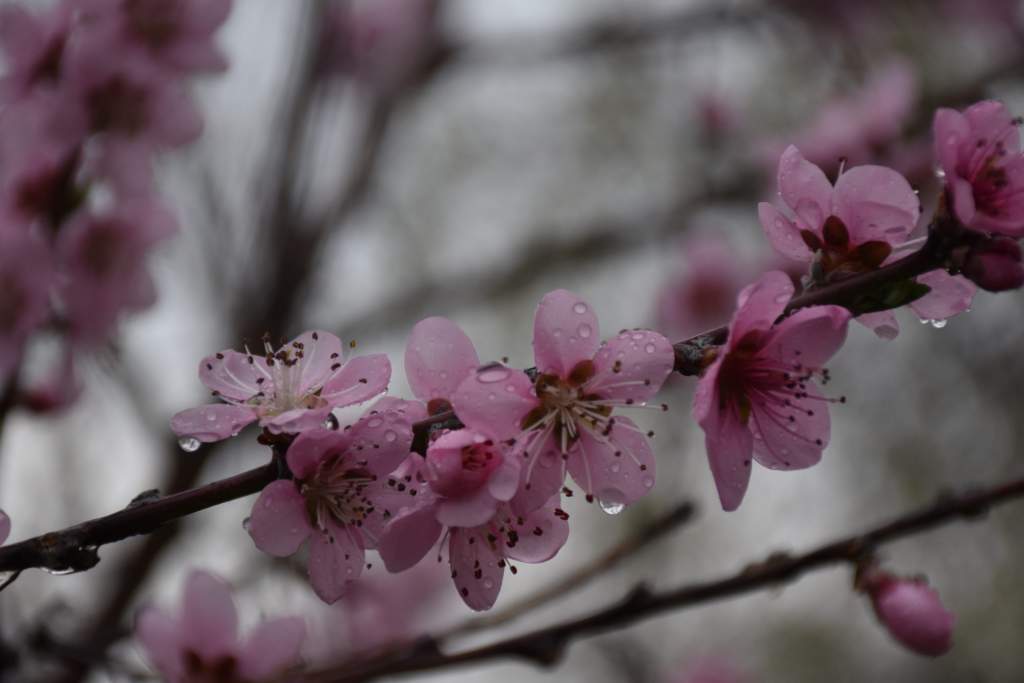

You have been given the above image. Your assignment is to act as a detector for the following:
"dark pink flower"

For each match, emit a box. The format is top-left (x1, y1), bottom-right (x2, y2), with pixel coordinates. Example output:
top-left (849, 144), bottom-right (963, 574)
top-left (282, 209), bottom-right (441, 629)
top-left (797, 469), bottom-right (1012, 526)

top-left (57, 198), bottom-right (176, 346)
top-left (962, 236), bottom-right (1024, 291)
top-left (0, 4), bottom-right (70, 104)
top-left (452, 290), bottom-right (673, 513)
top-left (73, 0), bottom-right (232, 74)
top-left (247, 406), bottom-right (416, 604)
top-left (0, 221), bottom-right (53, 384)
top-left (135, 569), bottom-right (306, 683)
top-left (934, 100), bottom-right (1024, 236)
top-left (656, 236), bottom-right (749, 339)
top-left (760, 145), bottom-right (975, 337)
top-left (171, 330), bottom-right (390, 443)
top-left (864, 572), bottom-right (955, 657)
top-left (425, 429), bottom-right (521, 527)
top-left (692, 271), bottom-right (850, 511)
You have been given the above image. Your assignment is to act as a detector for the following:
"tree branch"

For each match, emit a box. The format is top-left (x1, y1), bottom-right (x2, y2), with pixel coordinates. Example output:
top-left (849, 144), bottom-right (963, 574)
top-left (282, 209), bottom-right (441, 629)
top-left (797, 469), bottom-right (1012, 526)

top-left (301, 475), bottom-right (1024, 682)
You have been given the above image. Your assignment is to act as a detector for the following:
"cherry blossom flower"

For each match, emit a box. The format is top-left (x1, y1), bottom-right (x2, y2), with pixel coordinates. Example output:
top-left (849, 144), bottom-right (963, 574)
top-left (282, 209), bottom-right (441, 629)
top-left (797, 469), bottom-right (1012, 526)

top-left (135, 569), bottom-right (306, 683)
top-left (404, 315), bottom-right (480, 414)
top-left (657, 236), bottom-right (749, 340)
top-left (452, 290), bottom-right (674, 513)
top-left (934, 100), bottom-right (1024, 237)
top-left (73, 0), bottom-right (232, 74)
top-left (861, 570), bottom-right (955, 657)
top-left (0, 3), bottom-right (70, 105)
top-left (962, 236), bottom-right (1024, 292)
top-left (246, 405), bottom-right (416, 603)
top-left (692, 271), bottom-right (850, 511)
top-left (424, 429), bottom-right (521, 527)
top-left (57, 198), bottom-right (177, 346)
top-left (760, 145), bottom-right (975, 338)
top-left (379, 491), bottom-right (569, 611)
top-left (171, 330), bottom-right (390, 443)
top-left (0, 223), bottom-right (53, 385)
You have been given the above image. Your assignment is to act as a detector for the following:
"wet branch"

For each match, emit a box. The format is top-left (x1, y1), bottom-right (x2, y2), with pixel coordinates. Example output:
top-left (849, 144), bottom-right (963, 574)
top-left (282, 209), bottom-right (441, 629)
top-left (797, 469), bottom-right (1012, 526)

top-left (300, 474), bottom-right (1024, 683)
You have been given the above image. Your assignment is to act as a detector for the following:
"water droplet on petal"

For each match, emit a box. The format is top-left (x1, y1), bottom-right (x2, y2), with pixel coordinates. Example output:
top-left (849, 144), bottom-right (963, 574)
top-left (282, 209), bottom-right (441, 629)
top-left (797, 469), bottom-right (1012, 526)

top-left (644, 342), bottom-right (656, 354)
top-left (477, 368), bottom-right (510, 383)
top-left (599, 499), bottom-right (626, 515)
top-left (384, 430), bottom-right (397, 442)
top-left (578, 324), bottom-right (592, 339)
top-left (178, 436), bottom-right (201, 452)
top-left (775, 293), bottom-right (789, 304)
top-left (483, 578), bottom-right (495, 589)
top-left (242, 517), bottom-right (252, 532)
top-left (573, 302), bottom-right (588, 314)
top-left (642, 475), bottom-right (655, 489)
top-left (205, 412), bottom-right (217, 422)
top-left (367, 417), bottom-right (383, 428)
top-left (930, 318), bottom-right (947, 329)
top-left (596, 488), bottom-right (627, 515)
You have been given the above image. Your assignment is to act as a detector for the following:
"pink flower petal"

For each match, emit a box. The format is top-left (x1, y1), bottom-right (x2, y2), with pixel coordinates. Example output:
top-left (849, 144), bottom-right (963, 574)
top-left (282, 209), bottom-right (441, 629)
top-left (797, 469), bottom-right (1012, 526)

top-left (963, 100), bottom-right (1017, 151)
top-left (346, 407), bottom-right (414, 477)
top-left (236, 617), bottom-right (306, 681)
top-left (510, 434), bottom-right (565, 515)
top-left (910, 271), bottom-right (976, 321)
top-left (949, 177), bottom-right (977, 228)
top-left (566, 417), bottom-right (655, 506)
top-left (321, 353), bottom-right (391, 408)
top-left (286, 429), bottom-right (344, 481)
top-left (728, 271), bottom-right (793, 348)
top-left (856, 311), bottom-right (900, 340)
top-left (170, 404), bottom-right (256, 442)
top-left (765, 305), bottom-right (850, 368)
top-left (405, 316), bottom-right (480, 401)
top-left (777, 145), bottom-right (832, 230)
top-left (504, 498), bottom-right (569, 563)
top-left (135, 607), bottom-right (184, 681)
top-left (487, 456), bottom-right (521, 502)
top-left (262, 405), bottom-right (333, 435)
top-left (198, 350), bottom-right (268, 401)
top-left (377, 504), bottom-right (442, 573)
top-left (248, 481), bottom-right (312, 558)
top-left (589, 329), bottom-right (674, 403)
top-left (532, 290), bottom-right (600, 377)
top-left (450, 528), bottom-right (503, 611)
top-left (695, 362), bottom-right (753, 512)
top-left (932, 108), bottom-right (969, 179)
top-left (181, 570), bottom-right (239, 660)
top-left (832, 165), bottom-right (919, 244)
top-left (749, 380), bottom-right (829, 471)
top-left (759, 201), bottom-right (813, 261)
top-left (453, 366), bottom-right (536, 441)
top-left (291, 330), bottom-right (345, 395)
top-left (437, 487), bottom-right (499, 528)
top-left (308, 520), bottom-right (364, 604)
top-left (873, 579), bottom-right (955, 657)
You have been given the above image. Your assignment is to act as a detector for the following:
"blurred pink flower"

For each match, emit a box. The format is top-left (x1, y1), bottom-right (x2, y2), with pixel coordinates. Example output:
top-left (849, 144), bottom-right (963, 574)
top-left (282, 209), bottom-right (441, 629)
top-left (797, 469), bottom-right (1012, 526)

top-left (73, 0), bottom-right (232, 74)
top-left (657, 236), bottom-right (751, 339)
top-left (962, 236), bottom-right (1024, 291)
top-left (0, 3), bottom-right (70, 105)
top-left (247, 405), bottom-right (416, 604)
top-left (0, 222), bottom-right (53, 384)
top-left (760, 145), bottom-right (975, 338)
top-left (171, 330), bottom-right (390, 443)
top-left (863, 571), bottom-right (955, 657)
top-left (934, 100), bottom-right (1024, 237)
top-left (57, 198), bottom-right (176, 346)
top-left (692, 271), bottom-right (850, 511)
top-left (135, 569), bottom-right (306, 683)
top-left (452, 289), bottom-right (673, 513)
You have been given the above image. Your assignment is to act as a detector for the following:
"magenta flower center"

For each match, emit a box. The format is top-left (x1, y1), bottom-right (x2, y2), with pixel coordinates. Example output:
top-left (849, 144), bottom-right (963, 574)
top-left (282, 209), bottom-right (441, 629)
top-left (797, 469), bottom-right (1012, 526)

top-left (181, 649), bottom-right (242, 683)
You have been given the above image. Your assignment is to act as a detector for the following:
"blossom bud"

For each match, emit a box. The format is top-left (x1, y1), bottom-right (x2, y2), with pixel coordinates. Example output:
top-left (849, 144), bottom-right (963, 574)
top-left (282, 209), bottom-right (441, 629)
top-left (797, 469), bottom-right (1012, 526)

top-left (863, 572), bottom-right (954, 656)
top-left (962, 237), bottom-right (1024, 292)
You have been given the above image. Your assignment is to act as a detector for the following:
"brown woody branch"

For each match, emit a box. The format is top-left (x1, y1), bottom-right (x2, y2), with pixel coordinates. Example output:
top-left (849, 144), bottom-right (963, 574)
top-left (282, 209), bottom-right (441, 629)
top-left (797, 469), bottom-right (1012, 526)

top-left (300, 475), bottom-right (1024, 683)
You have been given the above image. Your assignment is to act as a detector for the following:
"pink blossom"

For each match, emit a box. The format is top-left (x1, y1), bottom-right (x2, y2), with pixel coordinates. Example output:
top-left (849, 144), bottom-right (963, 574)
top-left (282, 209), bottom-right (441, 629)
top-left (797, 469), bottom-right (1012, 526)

top-left (451, 290), bottom-right (674, 513)
top-left (865, 573), bottom-right (955, 657)
top-left (135, 569), bottom-right (306, 683)
top-left (247, 405), bottom-right (416, 604)
top-left (0, 222), bottom-right (53, 384)
top-left (760, 145), bottom-right (975, 337)
top-left (692, 271), bottom-right (850, 511)
top-left (404, 315), bottom-right (480, 413)
top-left (171, 330), bottom-right (390, 443)
top-left (320, 0), bottom-right (436, 94)
top-left (0, 4), bottom-right (70, 104)
top-left (379, 492), bottom-right (569, 611)
top-left (425, 429), bottom-right (521, 527)
top-left (57, 198), bottom-right (177, 346)
top-left (657, 236), bottom-right (749, 339)
top-left (934, 100), bottom-right (1024, 236)
top-left (73, 0), bottom-right (232, 74)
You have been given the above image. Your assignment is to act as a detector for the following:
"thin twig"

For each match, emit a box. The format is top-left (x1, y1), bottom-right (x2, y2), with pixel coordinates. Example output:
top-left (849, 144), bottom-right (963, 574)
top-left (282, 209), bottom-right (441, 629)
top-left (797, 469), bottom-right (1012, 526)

top-left (301, 475), bottom-right (1024, 682)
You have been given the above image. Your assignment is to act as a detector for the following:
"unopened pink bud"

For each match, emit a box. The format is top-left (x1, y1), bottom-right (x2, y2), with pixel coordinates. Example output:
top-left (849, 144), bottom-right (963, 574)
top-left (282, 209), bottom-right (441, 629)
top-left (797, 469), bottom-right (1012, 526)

top-left (868, 576), bottom-right (954, 657)
top-left (963, 237), bottom-right (1024, 292)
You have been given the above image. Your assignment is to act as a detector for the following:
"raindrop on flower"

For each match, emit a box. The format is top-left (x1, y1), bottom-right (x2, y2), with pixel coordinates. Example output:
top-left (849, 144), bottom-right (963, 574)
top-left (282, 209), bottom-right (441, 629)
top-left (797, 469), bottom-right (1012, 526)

top-left (242, 517), bottom-right (251, 532)
top-left (578, 324), bottom-right (592, 339)
top-left (384, 430), bottom-right (397, 442)
top-left (177, 436), bottom-right (200, 453)
top-left (573, 302), bottom-right (588, 314)
top-left (930, 319), bottom-right (947, 329)
top-left (599, 499), bottom-right (626, 515)
top-left (477, 367), bottom-right (510, 383)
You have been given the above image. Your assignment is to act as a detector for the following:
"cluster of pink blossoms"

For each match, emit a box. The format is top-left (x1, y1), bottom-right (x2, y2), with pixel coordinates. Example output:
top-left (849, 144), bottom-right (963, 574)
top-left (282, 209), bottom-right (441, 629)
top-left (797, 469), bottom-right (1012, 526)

top-left (0, 0), bottom-right (230, 402)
